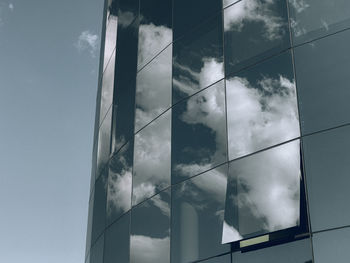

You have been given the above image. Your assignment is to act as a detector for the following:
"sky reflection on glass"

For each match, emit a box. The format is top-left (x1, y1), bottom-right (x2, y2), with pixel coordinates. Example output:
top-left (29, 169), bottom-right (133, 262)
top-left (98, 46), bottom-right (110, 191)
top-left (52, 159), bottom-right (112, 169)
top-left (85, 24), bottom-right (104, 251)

top-left (135, 46), bottom-right (172, 132)
top-left (133, 110), bottom-right (171, 205)
top-left (226, 51), bottom-right (300, 161)
top-left (222, 140), bottom-right (301, 244)
top-left (171, 165), bottom-right (230, 263)
top-left (131, 190), bottom-right (170, 263)
top-left (172, 80), bottom-right (227, 184)
top-left (106, 142), bottom-right (133, 225)
top-left (96, 107), bottom-right (112, 177)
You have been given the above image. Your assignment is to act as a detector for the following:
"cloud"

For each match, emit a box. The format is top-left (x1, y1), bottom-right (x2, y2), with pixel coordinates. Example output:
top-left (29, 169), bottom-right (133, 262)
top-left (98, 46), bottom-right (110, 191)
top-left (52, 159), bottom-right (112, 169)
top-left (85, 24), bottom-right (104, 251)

top-left (8, 3), bottom-right (14, 11)
top-left (132, 112), bottom-right (171, 204)
top-left (103, 15), bottom-right (117, 70)
top-left (75, 30), bottom-right (99, 57)
top-left (223, 140), bottom-right (300, 243)
top-left (289, 0), bottom-right (310, 13)
top-left (288, 0), bottom-right (310, 38)
top-left (226, 74), bottom-right (300, 160)
top-left (130, 235), bottom-right (170, 263)
top-left (224, 0), bottom-right (286, 40)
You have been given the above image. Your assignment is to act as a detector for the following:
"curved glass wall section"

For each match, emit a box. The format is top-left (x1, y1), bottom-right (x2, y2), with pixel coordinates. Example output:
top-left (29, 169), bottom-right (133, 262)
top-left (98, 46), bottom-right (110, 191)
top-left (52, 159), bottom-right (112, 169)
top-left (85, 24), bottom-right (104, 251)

top-left (86, 0), bottom-right (350, 262)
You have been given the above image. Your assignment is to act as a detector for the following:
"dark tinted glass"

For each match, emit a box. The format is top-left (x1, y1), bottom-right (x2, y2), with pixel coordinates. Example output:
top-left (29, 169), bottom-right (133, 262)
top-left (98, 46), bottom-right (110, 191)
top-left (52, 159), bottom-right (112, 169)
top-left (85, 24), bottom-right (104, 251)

top-left (313, 228), bottom-right (350, 263)
top-left (135, 45), bottom-right (172, 132)
top-left (172, 14), bottom-right (224, 104)
top-left (133, 110), bottom-right (171, 205)
top-left (96, 107), bottom-right (112, 177)
top-left (232, 238), bottom-right (313, 262)
top-left (130, 190), bottom-right (171, 263)
top-left (104, 212), bottom-right (130, 263)
top-left (224, 0), bottom-right (290, 75)
top-left (289, 0), bottom-right (350, 45)
top-left (103, 16), bottom-right (118, 72)
top-left (294, 30), bottom-right (350, 134)
top-left (201, 254), bottom-right (231, 263)
top-left (226, 51), bottom-right (299, 161)
top-left (171, 165), bottom-right (230, 263)
top-left (173, 0), bottom-right (222, 39)
top-left (118, 0), bottom-right (139, 28)
top-left (107, 0), bottom-right (119, 17)
top-left (137, 0), bottom-right (172, 69)
top-left (106, 141), bottom-right (133, 226)
top-left (86, 192), bottom-right (94, 257)
top-left (172, 80), bottom-right (227, 184)
top-left (112, 18), bottom-right (139, 153)
top-left (223, 140), bottom-right (301, 243)
top-left (91, 171), bottom-right (107, 244)
top-left (303, 126), bottom-right (350, 232)
top-left (90, 234), bottom-right (104, 263)
top-left (100, 52), bottom-right (115, 126)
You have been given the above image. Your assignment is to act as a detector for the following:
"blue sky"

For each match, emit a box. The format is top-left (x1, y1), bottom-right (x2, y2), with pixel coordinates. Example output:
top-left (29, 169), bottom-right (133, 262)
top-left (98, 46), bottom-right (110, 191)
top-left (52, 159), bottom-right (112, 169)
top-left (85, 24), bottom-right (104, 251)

top-left (0, 0), bottom-right (103, 262)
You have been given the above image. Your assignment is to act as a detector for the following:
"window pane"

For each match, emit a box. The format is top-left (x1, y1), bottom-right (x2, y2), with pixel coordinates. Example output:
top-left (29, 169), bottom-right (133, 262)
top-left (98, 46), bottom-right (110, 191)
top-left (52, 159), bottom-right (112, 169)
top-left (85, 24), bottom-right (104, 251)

top-left (118, 0), bottom-right (139, 28)
top-left (86, 192), bottom-right (94, 257)
top-left (173, 0), bottom-right (222, 40)
top-left (135, 45), bottom-right (172, 132)
top-left (303, 126), bottom-right (350, 232)
top-left (90, 234), bottom-right (104, 263)
top-left (226, 51), bottom-right (299, 161)
top-left (171, 165), bottom-right (230, 263)
top-left (106, 141), bottom-right (133, 226)
top-left (289, 0), bottom-right (350, 45)
top-left (294, 30), bottom-right (350, 134)
top-left (97, 107), bottom-right (112, 178)
top-left (130, 190), bottom-right (170, 263)
top-left (133, 110), bottom-right (171, 205)
top-left (224, 0), bottom-right (290, 75)
top-left (100, 51), bottom-right (115, 126)
top-left (232, 238), bottom-right (313, 262)
top-left (91, 171), bottom-right (107, 245)
top-left (313, 228), bottom-right (350, 263)
top-left (171, 80), bottom-right (227, 184)
top-left (172, 14), bottom-right (224, 104)
top-left (103, 15), bottom-right (118, 72)
top-left (137, 0), bottom-right (172, 69)
top-left (223, 140), bottom-right (301, 243)
top-left (104, 212), bottom-right (130, 263)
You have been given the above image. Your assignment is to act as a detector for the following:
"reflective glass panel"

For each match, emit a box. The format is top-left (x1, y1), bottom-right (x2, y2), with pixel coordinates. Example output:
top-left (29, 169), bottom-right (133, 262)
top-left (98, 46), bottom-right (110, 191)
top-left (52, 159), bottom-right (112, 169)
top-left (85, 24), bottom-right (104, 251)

top-left (313, 228), bottom-right (350, 263)
top-left (289, 0), bottom-right (350, 45)
top-left (171, 165), bottom-right (230, 263)
top-left (232, 238), bottom-right (313, 262)
top-left (303, 126), bottom-right (350, 232)
top-left (223, 140), bottom-right (301, 243)
top-left (96, 107), bottom-right (112, 178)
top-left (104, 212), bottom-right (130, 263)
top-left (130, 190), bottom-right (171, 263)
top-left (86, 192), bottom-right (94, 257)
top-left (100, 51), bottom-right (115, 126)
top-left (135, 45), bottom-right (172, 132)
top-left (223, 0), bottom-right (239, 9)
top-left (172, 80), bottom-right (227, 184)
top-left (118, 0), bottom-right (139, 28)
top-left (106, 141), bottom-right (133, 226)
top-left (294, 30), bottom-right (350, 134)
top-left (226, 51), bottom-right (300, 161)
top-left (201, 254), bottom-right (231, 263)
top-left (90, 234), bottom-right (104, 263)
top-left (91, 171), bottom-right (107, 244)
top-left (103, 16), bottom-right (118, 72)
top-left (137, 0), bottom-right (172, 70)
top-left (107, 0), bottom-right (119, 18)
top-left (133, 110), bottom-right (171, 205)
top-left (224, 0), bottom-right (290, 75)
top-left (173, 0), bottom-right (222, 40)
top-left (172, 14), bottom-right (224, 104)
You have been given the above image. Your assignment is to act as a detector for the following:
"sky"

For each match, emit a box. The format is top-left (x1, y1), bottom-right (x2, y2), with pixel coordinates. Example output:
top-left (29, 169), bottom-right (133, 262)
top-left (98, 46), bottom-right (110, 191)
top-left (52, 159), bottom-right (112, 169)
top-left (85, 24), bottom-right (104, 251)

top-left (0, 0), bottom-right (103, 262)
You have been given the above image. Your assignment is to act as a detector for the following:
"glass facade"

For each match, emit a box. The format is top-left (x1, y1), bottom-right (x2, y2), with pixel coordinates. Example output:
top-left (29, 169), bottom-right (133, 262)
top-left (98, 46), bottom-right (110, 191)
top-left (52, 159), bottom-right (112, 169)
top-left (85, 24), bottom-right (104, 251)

top-left (86, 0), bottom-right (350, 262)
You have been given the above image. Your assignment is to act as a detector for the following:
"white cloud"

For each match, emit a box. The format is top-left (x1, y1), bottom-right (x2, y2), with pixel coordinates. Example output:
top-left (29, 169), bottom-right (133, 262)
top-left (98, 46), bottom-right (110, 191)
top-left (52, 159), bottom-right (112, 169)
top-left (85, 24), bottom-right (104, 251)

top-left (289, 0), bottom-right (309, 13)
top-left (132, 112), bottom-right (171, 204)
top-left (130, 235), bottom-right (170, 263)
top-left (224, 0), bottom-right (286, 40)
top-left (75, 30), bottom-right (99, 57)
top-left (226, 75), bottom-right (300, 160)
top-left (8, 3), bottom-right (14, 11)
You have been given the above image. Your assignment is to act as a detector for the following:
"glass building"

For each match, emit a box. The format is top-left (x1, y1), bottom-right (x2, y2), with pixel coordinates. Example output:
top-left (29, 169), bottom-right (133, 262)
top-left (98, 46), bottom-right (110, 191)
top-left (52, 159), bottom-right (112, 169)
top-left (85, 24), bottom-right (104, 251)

top-left (85, 0), bottom-right (350, 262)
